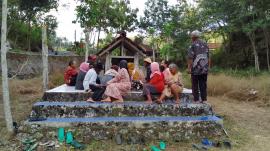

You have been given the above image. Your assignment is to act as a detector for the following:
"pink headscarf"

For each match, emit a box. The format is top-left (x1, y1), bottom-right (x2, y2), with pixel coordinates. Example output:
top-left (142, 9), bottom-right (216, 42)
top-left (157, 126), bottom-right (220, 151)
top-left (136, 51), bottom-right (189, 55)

top-left (79, 62), bottom-right (90, 73)
top-left (150, 62), bottom-right (161, 78)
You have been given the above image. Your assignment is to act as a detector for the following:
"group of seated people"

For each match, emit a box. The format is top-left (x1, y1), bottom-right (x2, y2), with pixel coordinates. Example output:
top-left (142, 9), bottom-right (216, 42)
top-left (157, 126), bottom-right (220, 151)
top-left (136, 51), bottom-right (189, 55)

top-left (64, 55), bottom-right (184, 104)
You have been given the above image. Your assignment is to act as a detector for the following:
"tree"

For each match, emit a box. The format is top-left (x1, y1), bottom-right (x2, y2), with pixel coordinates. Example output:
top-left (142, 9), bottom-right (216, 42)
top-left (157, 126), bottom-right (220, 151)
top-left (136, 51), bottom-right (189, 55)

top-left (1, 0), bottom-right (14, 132)
top-left (76, 0), bottom-right (138, 50)
top-left (109, 0), bottom-right (138, 32)
top-left (139, 0), bottom-right (171, 34)
top-left (18, 0), bottom-right (58, 51)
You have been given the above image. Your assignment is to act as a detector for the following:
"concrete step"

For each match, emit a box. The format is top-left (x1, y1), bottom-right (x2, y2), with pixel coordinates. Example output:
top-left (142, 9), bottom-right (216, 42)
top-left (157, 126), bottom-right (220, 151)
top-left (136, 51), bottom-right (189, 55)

top-left (25, 116), bottom-right (223, 142)
top-left (30, 101), bottom-right (213, 118)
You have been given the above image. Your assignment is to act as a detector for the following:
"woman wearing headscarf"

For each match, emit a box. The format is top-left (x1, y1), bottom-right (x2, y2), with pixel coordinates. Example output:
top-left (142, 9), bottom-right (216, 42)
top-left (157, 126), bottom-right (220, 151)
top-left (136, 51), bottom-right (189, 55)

top-left (101, 60), bottom-right (131, 103)
top-left (75, 62), bottom-right (90, 90)
top-left (157, 63), bottom-right (184, 104)
top-left (64, 60), bottom-right (78, 86)
top-left (143, 62), bottom-right (165, 104)
top-left (128, 62), bottom-right (144, 90)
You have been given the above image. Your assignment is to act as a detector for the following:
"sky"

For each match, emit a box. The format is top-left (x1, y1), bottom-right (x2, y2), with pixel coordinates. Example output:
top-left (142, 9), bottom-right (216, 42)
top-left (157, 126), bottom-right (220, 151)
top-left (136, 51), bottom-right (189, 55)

top-left (51, 0), bottom-right (179, 42)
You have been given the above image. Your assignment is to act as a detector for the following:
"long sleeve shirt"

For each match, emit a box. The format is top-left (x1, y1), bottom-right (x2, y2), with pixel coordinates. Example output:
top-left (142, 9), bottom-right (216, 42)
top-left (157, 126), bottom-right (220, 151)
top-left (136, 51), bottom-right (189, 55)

top-left (83, 69), bottom-right (97, 90)
top-left (149, 73), bottom-right (165, 93)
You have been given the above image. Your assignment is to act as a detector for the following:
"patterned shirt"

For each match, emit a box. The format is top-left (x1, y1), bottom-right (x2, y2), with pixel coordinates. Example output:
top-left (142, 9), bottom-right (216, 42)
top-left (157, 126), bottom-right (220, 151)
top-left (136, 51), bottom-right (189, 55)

top-left (187, 39), bottom-right (209, 75)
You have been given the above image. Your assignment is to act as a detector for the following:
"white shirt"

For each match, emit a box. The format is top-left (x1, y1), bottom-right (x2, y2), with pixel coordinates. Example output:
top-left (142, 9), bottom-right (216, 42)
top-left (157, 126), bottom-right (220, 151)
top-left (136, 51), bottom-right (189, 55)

top-left (83, 68), bottom-right (97, 90)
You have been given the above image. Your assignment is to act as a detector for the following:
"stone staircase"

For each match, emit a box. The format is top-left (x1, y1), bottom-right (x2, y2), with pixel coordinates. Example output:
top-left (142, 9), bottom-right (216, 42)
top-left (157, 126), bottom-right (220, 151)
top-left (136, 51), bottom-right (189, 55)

top-left (26, 85), bottom-right (224, 143)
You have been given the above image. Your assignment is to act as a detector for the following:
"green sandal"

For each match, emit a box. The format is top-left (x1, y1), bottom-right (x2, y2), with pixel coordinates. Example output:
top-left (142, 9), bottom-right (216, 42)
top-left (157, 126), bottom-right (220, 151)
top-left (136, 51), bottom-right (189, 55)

top-left (70, 140), bottom-right (86, 150)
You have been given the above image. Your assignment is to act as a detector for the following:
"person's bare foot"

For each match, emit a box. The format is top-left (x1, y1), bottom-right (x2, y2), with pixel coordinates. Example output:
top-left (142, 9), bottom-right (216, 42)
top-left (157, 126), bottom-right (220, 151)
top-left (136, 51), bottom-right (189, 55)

top-left (113, 100), bottom-right (124, 103)
top-left (101, 97), bottom-right (111, 102)
top-left (193, 100), bottom-right (200, 104)
top-left (86, 98), bottom-right (95, 103)
top-left (175, 99), bottom-right (180, 104)
top-left (156, 99), bottom-right (163, 104)
top-left (145, 101), bottom-right (153, 104)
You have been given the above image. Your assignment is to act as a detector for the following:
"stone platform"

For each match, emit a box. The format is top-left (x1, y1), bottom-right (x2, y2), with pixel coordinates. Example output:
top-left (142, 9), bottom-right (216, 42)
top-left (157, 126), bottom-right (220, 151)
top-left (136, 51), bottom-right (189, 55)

top-left (25, 116), bottom-right (223, 142)
top-left (26, 85), bottom-right (224, 142)
top-left (42, 84), bottom-right (193, 102)
top-left (30, 101), bottom-right (213, 118)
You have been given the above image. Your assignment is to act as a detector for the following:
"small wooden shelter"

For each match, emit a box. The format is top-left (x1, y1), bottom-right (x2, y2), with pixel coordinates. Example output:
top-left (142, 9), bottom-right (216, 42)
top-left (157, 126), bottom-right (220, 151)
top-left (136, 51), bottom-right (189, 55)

top-left (96, 31), bottom-right (153, 71)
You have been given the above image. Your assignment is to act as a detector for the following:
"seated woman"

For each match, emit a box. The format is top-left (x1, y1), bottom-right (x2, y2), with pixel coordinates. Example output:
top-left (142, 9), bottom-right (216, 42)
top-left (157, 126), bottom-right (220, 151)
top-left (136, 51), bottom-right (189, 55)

top-left (102, 60), bottom-right (131, 103)
top-left (157, 63), bottom-right (184, 104)
top-left (127, 62), bottom-right (143, 90)
top-left (75, 62), bottom-right (90, 90)
top-left (143, 62), bottom-right (165, 104)
top-left (100, 65), bottom-right (119, 85)
top-left (64, 60), bottom-right (78, 86)
top-left (160, 60), bottom-right (171, 83)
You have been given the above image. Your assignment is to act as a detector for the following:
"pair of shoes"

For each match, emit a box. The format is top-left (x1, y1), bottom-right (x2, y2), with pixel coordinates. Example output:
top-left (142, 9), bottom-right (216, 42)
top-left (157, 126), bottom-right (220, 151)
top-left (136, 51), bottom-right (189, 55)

top-left (57, 128), bottom-right (85, 150)
top-left (58, 128), bottom-right (73, 143)
top-left (151, 141), bottom-right (166, 151)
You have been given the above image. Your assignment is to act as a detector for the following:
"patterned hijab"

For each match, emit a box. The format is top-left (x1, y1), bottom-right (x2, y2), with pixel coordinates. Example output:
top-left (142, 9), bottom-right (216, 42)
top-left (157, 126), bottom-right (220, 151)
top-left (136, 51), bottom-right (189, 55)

top-left (150, 62), bottom-right (161, 78)
top-left (79, 62), bottom-right (90, 73)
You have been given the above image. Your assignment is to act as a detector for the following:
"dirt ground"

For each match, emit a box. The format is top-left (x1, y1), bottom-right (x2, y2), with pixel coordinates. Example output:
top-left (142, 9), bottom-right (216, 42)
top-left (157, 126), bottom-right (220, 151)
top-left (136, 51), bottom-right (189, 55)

top-left (0, 77), bottom-right (270, 151)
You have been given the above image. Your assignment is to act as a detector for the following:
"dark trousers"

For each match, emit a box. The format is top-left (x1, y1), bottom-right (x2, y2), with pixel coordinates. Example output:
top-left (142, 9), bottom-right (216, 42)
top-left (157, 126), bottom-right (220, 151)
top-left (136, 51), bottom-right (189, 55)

top-left (191, 74), bottom-right (207, 102)
top-left (69, 75), bottom-right (77, 86)
top-left (89, 85), bottom-right (105, 101)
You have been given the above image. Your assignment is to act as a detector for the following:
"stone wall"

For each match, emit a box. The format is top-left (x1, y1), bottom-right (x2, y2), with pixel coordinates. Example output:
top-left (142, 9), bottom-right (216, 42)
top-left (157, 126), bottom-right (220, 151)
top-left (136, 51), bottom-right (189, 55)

top-left (0, 52), bottom-right (84, 78)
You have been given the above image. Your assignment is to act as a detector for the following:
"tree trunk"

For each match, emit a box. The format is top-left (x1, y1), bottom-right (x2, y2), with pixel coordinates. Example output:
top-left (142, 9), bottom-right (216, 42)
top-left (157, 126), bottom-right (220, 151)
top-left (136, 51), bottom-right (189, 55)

top-left (96, 27), bottom-right (101, 51)
top-left (88, 30), bottom-right (93, 54)
top-left (1, 0), bottom-right (14, 132)
top-left (27, 19), bottom-right (31, 51)
top-left (42, 25), bottom-right (49, 91)
top-left (263, 28), bottom-right (270, 71)
top-left (85, 29), bottom-right (90, 62)
top-left (248, 33), bottom-right (260, 72)
top-left (92, 30), bottom-right (97, 53)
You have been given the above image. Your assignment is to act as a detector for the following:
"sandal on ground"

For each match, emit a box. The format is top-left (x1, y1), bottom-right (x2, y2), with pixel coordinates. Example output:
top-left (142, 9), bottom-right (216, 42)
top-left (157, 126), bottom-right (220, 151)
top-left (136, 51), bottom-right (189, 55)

top-left (70, 140), bottom-right (85, 150)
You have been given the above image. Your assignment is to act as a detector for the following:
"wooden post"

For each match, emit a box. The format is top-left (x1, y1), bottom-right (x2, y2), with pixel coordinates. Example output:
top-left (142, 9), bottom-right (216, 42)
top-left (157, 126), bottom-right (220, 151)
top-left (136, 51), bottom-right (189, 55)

top-left (134, 53), bottom-right (139, 68)
top-left (105, 52), bottom-right (111, 71)
top-left (121, 42), bottom-right (125, 56)
top-left (85, 29), bottom-right (90, 62)
top-left (42, 25), bottom-right (49, 91)
top-left (1, 0), bottom-right (14, 132)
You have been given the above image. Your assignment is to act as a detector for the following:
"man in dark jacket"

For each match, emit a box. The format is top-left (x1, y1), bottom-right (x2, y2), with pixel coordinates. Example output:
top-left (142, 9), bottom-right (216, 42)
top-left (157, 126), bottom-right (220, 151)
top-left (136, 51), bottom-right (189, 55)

top-left (144, 57), bottom-right (152, 82)
top-left (187, 30), bottom-right (210, 103)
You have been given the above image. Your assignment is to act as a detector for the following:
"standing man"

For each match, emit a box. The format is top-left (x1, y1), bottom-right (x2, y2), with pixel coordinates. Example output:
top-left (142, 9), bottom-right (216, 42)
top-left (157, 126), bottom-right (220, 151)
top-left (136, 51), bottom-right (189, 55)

top-left (143, 57), bottom-right (152, 82)
top-left (187, 30), bottom-right (210, 103)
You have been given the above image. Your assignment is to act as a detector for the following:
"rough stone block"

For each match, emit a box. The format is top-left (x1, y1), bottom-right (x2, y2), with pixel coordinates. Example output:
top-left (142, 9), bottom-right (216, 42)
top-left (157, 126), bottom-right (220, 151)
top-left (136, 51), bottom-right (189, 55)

top-left (25, 116), bottom-right (223, 142)
top-left (30, 102), bottom-right (213, 118)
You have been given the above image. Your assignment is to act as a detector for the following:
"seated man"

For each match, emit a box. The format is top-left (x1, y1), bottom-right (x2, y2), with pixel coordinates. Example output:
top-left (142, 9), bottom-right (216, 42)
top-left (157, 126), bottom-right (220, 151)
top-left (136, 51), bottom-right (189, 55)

top-left (83, 62), bottom-right (104, 102)
top-left (157, 63), bottom-right (184, 104)
top-left (64, 60), bottom-right (78, 86)
top-left (143, 62), bottom-right (165, 104)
